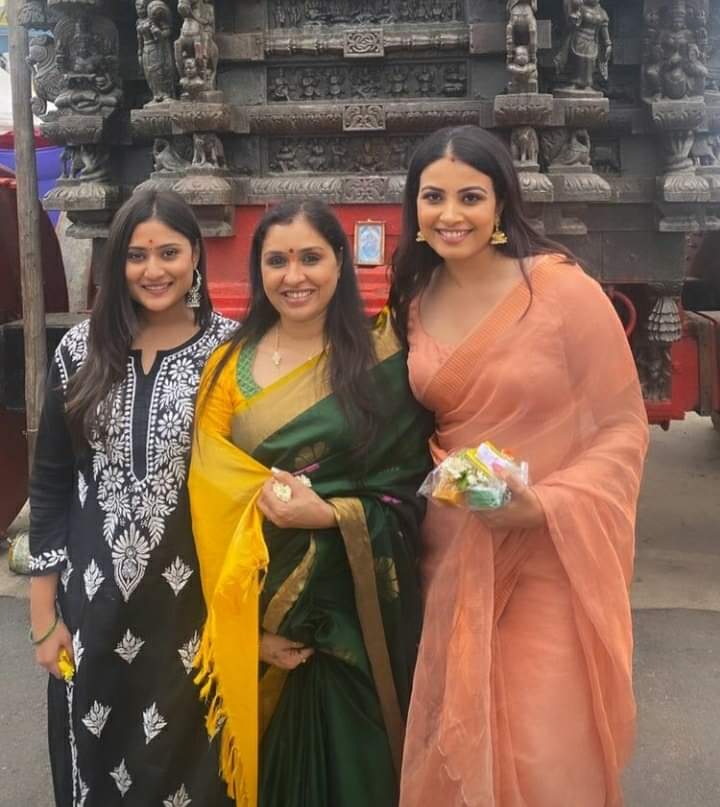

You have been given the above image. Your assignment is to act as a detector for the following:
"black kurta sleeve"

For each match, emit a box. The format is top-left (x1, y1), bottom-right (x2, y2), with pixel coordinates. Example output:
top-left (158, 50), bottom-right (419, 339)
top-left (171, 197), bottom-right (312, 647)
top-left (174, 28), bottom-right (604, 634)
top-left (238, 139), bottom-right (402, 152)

top-left (28, 352), bottom-right (75, 575)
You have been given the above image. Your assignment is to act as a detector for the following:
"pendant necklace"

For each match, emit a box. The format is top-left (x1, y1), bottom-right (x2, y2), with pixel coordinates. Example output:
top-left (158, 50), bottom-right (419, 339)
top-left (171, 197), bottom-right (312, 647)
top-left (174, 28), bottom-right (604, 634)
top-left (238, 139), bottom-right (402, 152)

top-left (271, 324), bottom-right (324, 368)
top-left (272, 325), bottom-right (282, 367)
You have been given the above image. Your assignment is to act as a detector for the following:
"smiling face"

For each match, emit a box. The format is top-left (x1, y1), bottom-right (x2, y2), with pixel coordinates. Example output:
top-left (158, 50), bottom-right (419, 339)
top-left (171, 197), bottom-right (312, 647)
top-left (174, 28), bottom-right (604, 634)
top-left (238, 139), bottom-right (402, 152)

top-left (260, 214), bottom-right (341, 327)
top-left (125, 217), bottom-right (198, 317)
top-left (417, 155), bottom-right (501, 264)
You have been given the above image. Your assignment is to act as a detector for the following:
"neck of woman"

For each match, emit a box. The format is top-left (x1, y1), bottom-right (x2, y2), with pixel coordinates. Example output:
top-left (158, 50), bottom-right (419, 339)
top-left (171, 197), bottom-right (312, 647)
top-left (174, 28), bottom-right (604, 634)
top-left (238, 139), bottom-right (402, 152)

top-left (276, 313), bottom-right (326, 346)
top-left (441, 246), bottom-right (505, 291)
top-left (138, 302), bottom-right (197, 331)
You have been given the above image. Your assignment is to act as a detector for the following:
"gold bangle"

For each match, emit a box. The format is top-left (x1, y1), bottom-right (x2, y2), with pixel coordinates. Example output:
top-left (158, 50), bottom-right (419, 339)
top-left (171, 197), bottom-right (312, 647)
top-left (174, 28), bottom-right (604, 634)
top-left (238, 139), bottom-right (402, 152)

top-left (29, 613), bottom-right (59, 646)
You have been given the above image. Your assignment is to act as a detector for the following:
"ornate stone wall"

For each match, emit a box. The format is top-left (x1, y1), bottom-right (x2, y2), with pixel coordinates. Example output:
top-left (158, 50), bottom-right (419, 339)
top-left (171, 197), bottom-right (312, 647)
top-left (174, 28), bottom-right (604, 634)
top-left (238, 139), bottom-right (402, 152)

top-left (21, 0), bottom-right (720, 400)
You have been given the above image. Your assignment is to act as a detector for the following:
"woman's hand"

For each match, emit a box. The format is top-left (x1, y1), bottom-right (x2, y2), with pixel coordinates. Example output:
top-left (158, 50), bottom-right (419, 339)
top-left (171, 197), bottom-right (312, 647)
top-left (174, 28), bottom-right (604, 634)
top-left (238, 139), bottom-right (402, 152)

top-left (258, 469), bottom-right (337, 530)
top-left (33, 617), bottom-right (74, 680)
top-left (474, 470), bottom-right (547, 531)
top-left (260, 631), bottom-right (314, 670)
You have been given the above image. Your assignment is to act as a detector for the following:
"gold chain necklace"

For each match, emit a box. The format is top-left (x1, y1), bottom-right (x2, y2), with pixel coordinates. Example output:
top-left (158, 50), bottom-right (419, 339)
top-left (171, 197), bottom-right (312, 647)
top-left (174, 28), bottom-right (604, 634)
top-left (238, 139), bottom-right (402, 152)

top-left (271, 325), bottom-right (325, 368)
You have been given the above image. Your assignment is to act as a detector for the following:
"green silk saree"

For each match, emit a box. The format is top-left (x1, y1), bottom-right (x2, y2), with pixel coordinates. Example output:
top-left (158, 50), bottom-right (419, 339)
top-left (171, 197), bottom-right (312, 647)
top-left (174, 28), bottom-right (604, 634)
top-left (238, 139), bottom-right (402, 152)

top-left (190, 313), bottom-right (433, 807)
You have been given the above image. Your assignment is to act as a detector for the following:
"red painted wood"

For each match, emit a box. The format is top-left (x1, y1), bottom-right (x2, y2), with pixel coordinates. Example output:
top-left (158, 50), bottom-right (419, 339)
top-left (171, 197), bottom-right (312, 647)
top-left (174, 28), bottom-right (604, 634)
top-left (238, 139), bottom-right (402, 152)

top-left (0, 410), bottom-right (28, 535)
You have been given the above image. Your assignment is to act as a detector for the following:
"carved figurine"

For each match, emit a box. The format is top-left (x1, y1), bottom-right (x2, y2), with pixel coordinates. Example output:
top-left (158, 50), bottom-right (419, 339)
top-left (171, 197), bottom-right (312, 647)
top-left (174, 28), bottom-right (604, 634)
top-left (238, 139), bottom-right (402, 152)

top-left (59, 145), bottom-right (111, 183)
top-left (507, 45), bottom-right (538, 93)
top-left (643, 1), bottom-right (709, 101)
top-left (153, 139), bottom-right (191, 173)
top-left (389, 66), bottom-right (408, 97)
top-left (542, 128), bottom-right (592, 168)
top-left (511, 126), bottom-right (539, 164)
top-left (356, 141), bottom-right (381, 173)
top-left (557, 128), bottom-right (592, 166)
top-left (327, 71), bottom-right (344, 100)
top-left (54, 17), bottom-right (123, 115)
top-left (307, 141), bottom-right (327, 171)
top-left (192, 133), bottom-right (226, 169)
top-left (136, 0), bottom-right (176, 105)
top-left (17, 0), bottom-right (46, 28)
top-left (270, 71), bottom-right (291, 101)
top-left (179, 57), bottom-right (205, 100)
top-left (506, 0), bottom-right (538, 66)
top-left (27, 33), bottom-right (63, 116)
top-left (273, 143), bottom-right (298, 173)
top-left (415, 67), bottom-right (434, 97)
top-left (300, 71), bottom-right (321, 101)
top-left (175, 0), bottom-right (219, 99)
top-left (355, 67), bottom-right (380, 99)
top-left (554, 0), bottom-right (612, 93)
top-left (442, 64), bottom-right (466, 97)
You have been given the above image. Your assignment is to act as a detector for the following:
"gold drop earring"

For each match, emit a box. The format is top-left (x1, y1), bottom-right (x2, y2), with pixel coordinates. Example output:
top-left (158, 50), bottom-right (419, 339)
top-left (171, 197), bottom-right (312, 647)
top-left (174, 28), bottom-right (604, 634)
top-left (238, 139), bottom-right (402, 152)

top-left (416, 230), bottom-right (426, 243)
top-left (490, 215), bottom-right (508, 246)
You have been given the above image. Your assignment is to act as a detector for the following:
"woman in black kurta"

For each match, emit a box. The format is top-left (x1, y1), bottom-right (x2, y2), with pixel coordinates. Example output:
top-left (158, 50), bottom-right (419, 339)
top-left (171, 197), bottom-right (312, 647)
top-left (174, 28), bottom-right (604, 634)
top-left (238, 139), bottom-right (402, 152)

top-left (28, 190), bottom-right (234, 807)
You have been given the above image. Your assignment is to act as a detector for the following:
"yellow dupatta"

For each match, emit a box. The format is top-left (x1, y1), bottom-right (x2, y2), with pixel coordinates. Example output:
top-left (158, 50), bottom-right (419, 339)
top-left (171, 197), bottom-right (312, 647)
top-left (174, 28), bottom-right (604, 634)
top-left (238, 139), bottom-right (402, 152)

top-left (189, 344), bottom-right (328, 806)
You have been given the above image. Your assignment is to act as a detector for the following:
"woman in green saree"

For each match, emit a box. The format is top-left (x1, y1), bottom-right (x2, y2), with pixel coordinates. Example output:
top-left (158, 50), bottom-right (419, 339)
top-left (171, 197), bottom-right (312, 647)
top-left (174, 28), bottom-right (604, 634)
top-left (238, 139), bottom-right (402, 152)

top-left (189, 199), bottom-right (432, 807)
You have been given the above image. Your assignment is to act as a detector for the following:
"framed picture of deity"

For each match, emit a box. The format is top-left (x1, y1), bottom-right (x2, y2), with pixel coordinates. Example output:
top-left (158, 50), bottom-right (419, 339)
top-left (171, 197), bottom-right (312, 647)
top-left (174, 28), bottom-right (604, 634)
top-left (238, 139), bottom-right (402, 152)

top-left (354, 221), bottom-right (386, 266)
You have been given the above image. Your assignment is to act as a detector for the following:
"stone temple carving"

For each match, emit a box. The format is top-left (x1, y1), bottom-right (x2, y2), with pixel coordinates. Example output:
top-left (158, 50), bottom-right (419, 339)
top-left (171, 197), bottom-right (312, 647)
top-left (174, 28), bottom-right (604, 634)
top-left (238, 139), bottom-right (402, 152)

top-left (175, 0), bottom-right (220, 102)
top-left (136, 0), bottom-right (176, 106)
top-left (506, 1), bottom-right (538, 70)
top-left (53, 15), bottom-right (123, 116)
top-left (642, 1), bottom-right (709, 101)
top-left (554, 0), bottom-right (612, 96)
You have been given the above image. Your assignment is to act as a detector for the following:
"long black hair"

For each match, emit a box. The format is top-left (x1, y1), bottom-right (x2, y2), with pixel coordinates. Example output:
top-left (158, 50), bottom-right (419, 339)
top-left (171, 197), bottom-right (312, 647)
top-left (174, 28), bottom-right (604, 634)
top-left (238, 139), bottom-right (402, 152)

top-left (66, 189), bottom-right (212, 443)
top-left (203, 198), bottom-right (380, 447)
top-left (389, 125), bottom-right (577, 343)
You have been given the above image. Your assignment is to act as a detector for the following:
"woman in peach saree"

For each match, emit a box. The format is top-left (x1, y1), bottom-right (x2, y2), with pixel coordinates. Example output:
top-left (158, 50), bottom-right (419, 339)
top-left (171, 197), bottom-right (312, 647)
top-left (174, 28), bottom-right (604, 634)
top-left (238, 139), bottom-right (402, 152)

top-left (389, 126), bottom-right (649, 807)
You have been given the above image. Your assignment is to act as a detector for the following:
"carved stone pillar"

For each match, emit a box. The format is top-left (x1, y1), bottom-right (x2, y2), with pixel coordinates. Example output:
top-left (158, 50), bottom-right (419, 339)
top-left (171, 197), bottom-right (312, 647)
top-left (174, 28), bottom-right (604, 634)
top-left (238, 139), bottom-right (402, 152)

top-left (495, 2), bottom-right (553, 203)
top-left (643, 0), bottom-right (711, 207)
top-left (31, 0), bottom-right (123, 236)
top-left (131, 1), bottom-right (238, 235)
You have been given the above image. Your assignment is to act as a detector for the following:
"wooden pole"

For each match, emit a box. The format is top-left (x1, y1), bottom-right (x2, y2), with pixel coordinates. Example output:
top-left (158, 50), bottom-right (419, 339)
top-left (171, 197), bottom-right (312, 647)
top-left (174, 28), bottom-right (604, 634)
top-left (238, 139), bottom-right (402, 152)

top-left (7, 0), bottom-right (47, 470)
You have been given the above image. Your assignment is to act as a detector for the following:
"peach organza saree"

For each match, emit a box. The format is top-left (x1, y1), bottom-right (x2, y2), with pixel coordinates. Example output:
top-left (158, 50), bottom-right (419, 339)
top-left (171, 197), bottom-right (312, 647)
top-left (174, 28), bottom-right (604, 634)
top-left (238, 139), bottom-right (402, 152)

top-left (400, 256), bottom-right (649, 807)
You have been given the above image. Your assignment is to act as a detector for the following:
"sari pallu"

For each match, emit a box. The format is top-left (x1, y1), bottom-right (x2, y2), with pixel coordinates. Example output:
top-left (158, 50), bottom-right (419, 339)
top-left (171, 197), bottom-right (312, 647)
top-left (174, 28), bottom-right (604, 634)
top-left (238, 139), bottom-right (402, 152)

top-left (189, 313), bottom-right (433, 807)
top-left (400, 257), bottom-right (649, 807)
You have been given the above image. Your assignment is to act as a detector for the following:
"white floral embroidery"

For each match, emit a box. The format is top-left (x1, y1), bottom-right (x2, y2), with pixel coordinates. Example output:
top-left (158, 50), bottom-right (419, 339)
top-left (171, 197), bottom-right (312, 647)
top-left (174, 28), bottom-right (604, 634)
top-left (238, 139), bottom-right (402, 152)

top-left (163, 557), bottom-right (193, 596)
top-left (143, 703), bottom-right (167, 744)
top-left (163, 783), bottom-right (192, 807)
top-left (54, 315), bottom-right (234, 602)
top-left (110, 759), bottom-right (132, 797)
top-left (114, 629), bottom-right (145, 664)
top-left (111, 524), bottom-right (151, 602)
top-left (178, 631), bottom-right (200, 675)
top-left (65, 682), bottom-right (81, 807)
top-left (82, 701), bottom-right (111, 738)
top-left (29, 548), bottom-right (68, 572)
top-left (77, 471), bottom-right (88, 508)
top-left (83, 559), bottom-right (104, 602)
top-left (60, 559), bottom-right (73, 591)
top-left (77, 775), bottom-right (89, 807)
top-left (72, 630), bottom-right (84, 671)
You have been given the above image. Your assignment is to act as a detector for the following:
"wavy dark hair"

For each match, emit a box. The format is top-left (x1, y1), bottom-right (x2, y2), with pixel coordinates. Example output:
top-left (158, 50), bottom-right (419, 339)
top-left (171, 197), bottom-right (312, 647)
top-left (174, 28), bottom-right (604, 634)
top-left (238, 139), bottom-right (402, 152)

top-left (65, 189), bottom-right (212, 443)
top-left (202, 198), bottom-right (380, 447)
top-left (389, 125), bottom-right (577, 343)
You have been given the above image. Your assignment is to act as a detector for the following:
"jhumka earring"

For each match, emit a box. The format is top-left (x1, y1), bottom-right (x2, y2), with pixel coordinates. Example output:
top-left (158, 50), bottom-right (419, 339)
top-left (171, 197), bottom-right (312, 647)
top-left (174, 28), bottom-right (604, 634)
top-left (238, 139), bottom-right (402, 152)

top-left (186, 268), bottom-right (202, 308)
top-left (490, 216), bottom-right (508, 246)
top-left (416, 230), bottom-right (426, 243)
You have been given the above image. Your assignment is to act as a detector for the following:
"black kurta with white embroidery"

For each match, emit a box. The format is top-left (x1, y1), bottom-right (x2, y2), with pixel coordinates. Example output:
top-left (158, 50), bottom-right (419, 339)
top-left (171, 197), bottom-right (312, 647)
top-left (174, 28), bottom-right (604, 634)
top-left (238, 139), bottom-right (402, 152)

top-left (29, 314), bottom-right (235, 807)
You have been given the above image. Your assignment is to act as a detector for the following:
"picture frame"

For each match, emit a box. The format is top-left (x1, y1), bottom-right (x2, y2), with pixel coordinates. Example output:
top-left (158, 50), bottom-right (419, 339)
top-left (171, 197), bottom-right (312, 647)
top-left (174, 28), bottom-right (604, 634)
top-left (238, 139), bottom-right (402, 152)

top-left (354, 220), bottom-right (386, 266)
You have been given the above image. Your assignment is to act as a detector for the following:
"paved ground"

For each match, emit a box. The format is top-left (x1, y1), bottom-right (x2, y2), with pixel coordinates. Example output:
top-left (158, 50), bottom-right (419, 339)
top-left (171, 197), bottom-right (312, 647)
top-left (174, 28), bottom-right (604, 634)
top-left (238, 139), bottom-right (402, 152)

top-left (0, 415), bottom-right (719, 806)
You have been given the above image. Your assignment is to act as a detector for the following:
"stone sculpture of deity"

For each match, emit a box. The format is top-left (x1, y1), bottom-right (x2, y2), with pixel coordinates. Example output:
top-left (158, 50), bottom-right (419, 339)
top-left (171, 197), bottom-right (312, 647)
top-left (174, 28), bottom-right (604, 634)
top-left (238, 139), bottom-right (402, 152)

top-left (554, 0), bottom-right (612, 94)
top-left (174, 0), bottom-right (219, 100)
top-left (643, 1), bottom-right (709, 101)
top-left (136, 0), bottom-right (176, 105)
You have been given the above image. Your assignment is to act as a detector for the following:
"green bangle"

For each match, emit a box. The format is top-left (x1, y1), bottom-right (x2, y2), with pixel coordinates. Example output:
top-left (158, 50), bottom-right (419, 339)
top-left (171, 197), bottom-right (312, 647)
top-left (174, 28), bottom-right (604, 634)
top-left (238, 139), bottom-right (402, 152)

top-left (29, 613), bottom-right (60, 646)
